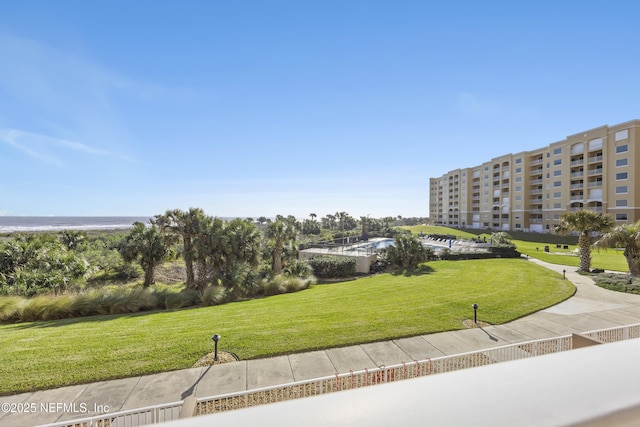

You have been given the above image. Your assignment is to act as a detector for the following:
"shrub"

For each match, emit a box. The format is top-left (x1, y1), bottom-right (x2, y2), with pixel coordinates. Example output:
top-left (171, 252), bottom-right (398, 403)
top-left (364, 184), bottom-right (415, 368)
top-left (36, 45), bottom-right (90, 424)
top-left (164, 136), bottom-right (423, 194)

top-left (308, 256), bottom-right (357, 278)
top-left (156, 289), bottom-right (197, 310)
top-left (261, 275), bottom-right (314, 296)
top-left (594, 273), bottom-right (640, 294)
top-left (19, 296), bottom-right (52, 322)
top-left (488, 244), bottom-right (521, 258)
top-left (386, 235), bottom-right (434, 269)
top-left (0, 296), bottom-right (23, 323)
top-left (200, 286), bottom-right (229, 306)
top-left (284, 259), bottom-right (313, 278)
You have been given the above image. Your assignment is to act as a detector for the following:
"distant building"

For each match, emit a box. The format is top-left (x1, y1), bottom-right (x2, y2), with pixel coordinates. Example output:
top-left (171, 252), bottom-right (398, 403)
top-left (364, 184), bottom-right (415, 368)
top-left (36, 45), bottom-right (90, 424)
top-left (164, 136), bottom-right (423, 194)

top-left (429, 120), bottom-right (640, 232)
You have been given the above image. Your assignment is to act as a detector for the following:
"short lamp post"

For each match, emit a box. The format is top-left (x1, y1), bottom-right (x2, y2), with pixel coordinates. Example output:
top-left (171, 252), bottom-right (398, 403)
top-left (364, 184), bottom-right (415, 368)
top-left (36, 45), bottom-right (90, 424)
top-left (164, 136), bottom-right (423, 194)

top-left (212, 334), bottom-right (221, 361)
top-left (472, 303), bottom-right (479, 324)
top-left (563, 269), bottom-right (566, 280)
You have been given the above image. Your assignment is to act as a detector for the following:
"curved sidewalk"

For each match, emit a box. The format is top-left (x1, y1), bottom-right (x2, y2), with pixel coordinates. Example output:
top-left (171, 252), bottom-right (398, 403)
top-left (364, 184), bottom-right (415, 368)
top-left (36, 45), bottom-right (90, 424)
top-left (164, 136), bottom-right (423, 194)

top-left (4, 259), bottom-right (640, 427)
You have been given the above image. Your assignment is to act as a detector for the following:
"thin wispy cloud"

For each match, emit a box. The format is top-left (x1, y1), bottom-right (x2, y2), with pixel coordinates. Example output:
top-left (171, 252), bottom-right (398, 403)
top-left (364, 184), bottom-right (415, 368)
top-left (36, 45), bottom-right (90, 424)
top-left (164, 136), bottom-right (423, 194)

top-left (0, 128), bottom-right (111, 167)
top-left (0, 34), bottom-right (142, 162)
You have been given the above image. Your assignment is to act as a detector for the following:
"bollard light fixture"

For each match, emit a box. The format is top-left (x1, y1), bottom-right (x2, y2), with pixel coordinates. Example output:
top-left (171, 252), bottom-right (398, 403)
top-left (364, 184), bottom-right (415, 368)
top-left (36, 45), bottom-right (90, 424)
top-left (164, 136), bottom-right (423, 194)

top-left (472, 303), bottom-right (479, 324)
top-left (563, 269), bottom-right (566, 280)
top-left (212, 334), bottom-right (221, 361)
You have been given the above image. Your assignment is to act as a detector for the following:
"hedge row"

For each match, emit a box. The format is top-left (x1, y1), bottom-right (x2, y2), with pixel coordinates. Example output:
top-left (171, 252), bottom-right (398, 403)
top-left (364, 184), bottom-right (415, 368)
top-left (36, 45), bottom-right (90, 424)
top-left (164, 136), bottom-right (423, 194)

top-left (308, 256), bottom-right (357, 278)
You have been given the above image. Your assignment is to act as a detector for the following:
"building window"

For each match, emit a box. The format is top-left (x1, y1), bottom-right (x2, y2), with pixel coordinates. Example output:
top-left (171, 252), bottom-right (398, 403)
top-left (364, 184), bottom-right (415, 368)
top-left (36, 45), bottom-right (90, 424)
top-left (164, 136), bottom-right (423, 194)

top-left (554, 203), bottom-right (561, 209)
top-left (515, 195), bottom-right (522, 201)
top-left (553, 214), bottom-right (560, 220)
top-left (515, 167), bottom-right (522, 173)
top-left (616, 172), bottom-right (628, 180)
top-left (616, 213), bottom-right (628, 221)
top-left (553, 192), bottom-right (561, 198)
top-left (515, 223), bottom-right (521, 229)
top-left (553, 159), bottom-right (562, 166)
top-left (616, 200), bottom-right (628, 207)
top-left (553, 181), bottom-right (562, 187)
top-left (616, 144), bottom-right (628, 153)
top-left (515, 177), bottom-right (522, 182)
top-left (516, 158), bottom-right (522, 164)
top-left (554, 170), bottom-right (562, 176)
top-left (616, 186), bottom-right (628, 194)
top-left (515, 186), bottom-right (522, 191)
top-left (553, 148), bottom-right (562, 155)
top-left (615, 129), bottom-right (629, 141)
top-left (616, 158), bottom-right (628, 167)
top-left (589, 138), bottom-right (604, 150)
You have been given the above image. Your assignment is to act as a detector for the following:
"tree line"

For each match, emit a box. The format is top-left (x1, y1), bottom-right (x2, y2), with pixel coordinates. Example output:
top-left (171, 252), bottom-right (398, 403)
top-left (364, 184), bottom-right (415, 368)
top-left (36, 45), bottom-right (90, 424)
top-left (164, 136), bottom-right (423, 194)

top-left (0, 209), bottom-right (429, 297)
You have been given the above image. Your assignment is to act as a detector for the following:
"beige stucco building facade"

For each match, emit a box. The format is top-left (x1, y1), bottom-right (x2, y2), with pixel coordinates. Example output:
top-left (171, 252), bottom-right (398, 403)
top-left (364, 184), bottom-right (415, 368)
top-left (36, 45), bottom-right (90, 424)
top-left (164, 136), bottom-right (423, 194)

top-left (429, 120), bottom-right (640, 232)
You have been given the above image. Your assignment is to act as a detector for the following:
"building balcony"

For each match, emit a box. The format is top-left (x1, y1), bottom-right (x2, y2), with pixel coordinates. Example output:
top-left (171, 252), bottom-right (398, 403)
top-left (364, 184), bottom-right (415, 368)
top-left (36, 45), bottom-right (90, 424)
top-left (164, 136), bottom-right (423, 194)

top-left (587, 155), bottom-right (603, 163)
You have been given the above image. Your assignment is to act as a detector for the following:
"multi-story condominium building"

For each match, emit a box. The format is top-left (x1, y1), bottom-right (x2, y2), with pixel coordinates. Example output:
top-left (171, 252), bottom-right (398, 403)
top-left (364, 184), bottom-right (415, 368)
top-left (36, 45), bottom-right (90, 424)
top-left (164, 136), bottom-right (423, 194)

top-left (429, 120), bottom-right (639, 232)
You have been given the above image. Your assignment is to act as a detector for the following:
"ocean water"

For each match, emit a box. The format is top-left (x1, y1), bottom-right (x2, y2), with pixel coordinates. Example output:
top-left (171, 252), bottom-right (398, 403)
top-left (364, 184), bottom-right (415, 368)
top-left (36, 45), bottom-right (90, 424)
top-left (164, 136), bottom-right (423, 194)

top-left (0, 216), bottom-right (152, 233)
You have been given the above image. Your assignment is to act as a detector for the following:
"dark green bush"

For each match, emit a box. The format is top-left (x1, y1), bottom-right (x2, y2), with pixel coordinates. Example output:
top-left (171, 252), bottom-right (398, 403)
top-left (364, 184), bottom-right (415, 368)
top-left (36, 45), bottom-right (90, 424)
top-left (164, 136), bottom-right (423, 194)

top-left (308, 256), bottom-right (357, 278)
top-left (439, 249), bottom-right (521, 261)
top-left (594, 273), bottom-right (640, 294)
top-left (488, 244), bottom-right (521, 258)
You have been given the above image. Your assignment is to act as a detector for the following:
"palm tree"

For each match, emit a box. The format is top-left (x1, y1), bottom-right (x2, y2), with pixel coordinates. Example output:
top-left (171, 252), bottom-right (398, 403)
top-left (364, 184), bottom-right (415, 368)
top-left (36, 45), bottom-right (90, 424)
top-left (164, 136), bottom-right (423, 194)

top-left (60, 230), bottom-right (87, 250)
top-left (191, 215), bottom-right (224, 289)
top-left (223, 218), bottom-right (261, 270)
top-left (594, 220), bottom-right (640, 277)
top-left (266, 218), bottom-right (297, 275)
top-left (153, 208), bottom-right (207, 289)
top-left (386, 234), bottom-right (431, 269)
top-left (119, 222), bottom-right (171, 287)
top-left (553, 210), bottom-right (615, 272)
top-left (360, 216), bottom-right (369, 240)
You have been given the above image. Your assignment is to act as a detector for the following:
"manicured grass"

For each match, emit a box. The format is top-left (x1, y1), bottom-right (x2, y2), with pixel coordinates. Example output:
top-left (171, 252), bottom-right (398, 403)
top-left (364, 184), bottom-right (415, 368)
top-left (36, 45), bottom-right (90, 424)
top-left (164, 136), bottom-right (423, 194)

top-left (0, 259), bottom-right (574, 395)
top-left (402, 225), bottom-right (628, 272)
top-left (512, 239), bottom-right (628, 272)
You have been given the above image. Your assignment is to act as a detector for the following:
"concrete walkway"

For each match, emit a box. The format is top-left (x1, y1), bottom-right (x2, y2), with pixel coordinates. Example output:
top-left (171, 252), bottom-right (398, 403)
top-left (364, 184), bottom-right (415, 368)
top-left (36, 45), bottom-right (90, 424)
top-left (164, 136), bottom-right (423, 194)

top-left (4, 259), bottom-right (640, 427)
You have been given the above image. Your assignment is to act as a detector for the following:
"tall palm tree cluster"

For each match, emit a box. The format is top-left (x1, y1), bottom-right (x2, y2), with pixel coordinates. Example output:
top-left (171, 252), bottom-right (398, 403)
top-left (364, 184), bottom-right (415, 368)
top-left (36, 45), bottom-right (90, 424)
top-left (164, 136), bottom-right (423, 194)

top-left (119, 208), bottom-right (298, 289)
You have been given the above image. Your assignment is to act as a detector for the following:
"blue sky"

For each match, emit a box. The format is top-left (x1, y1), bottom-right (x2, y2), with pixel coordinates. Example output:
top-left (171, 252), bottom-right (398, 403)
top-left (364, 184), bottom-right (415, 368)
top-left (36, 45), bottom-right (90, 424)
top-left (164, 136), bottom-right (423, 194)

top-left (1, 1), bottom-right (639, 219)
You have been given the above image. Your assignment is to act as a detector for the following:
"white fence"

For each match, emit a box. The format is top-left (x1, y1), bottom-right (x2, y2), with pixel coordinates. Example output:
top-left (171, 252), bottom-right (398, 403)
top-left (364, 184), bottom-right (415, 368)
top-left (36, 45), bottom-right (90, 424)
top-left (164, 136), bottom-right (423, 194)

top-left (36, 401), bottom-right (183, 427)
top-left (39, 323), bottom-right (640, 426)
top-left (196, 334), bottom-right (575, 415)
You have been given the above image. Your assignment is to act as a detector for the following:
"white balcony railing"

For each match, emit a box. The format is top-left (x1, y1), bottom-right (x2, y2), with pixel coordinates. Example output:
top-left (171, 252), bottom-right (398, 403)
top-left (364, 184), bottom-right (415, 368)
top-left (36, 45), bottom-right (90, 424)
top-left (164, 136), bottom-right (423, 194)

top-left (40, 324), bottom-right (640, 427)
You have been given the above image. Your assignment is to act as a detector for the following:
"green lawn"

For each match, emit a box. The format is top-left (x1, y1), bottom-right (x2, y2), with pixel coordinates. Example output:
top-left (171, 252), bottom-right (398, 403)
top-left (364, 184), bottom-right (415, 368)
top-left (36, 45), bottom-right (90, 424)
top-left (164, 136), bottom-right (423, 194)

top-left (401, 225), bottom-right (629, 272)
top-left (513, 239), bottom-right (628, 272)
top-left (0, 259), bottom-right (574, 395)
